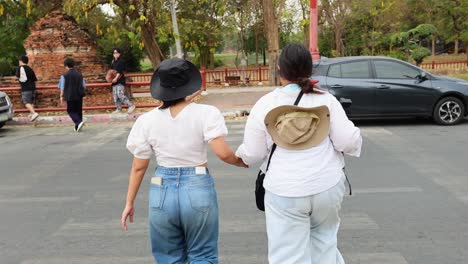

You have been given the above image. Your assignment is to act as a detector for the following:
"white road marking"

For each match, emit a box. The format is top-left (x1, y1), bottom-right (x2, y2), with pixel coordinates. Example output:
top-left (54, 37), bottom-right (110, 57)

top-left (0, 196), bottom-right (80, 203)
top-left (21, 257), bottom-right (154, 264)
top-left (353, 187), bottom-right (422, 194)
top-left (344, 252), bottom-right (408, 264)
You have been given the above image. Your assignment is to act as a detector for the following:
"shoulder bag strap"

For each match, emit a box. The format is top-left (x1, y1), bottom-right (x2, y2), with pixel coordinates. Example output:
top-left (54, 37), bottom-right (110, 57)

top-left (265, 91), bottom-right (304, 172)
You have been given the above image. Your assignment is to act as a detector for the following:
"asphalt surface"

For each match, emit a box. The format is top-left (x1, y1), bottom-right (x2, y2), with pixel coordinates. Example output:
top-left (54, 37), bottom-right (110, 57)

top-left (1, 118), bottom-right (468, 264)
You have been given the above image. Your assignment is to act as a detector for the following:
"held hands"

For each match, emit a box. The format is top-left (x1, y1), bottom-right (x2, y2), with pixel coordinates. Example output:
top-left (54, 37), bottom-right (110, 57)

top-left (235, 156), bottom-right (249, 168)
top-left (121, 203), bottom-right (135, 231)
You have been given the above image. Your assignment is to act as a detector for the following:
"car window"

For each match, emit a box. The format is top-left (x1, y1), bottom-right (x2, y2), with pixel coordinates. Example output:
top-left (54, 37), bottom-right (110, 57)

top-left (374, 60), bottom-right (420, 79)
top-left (328, 64), bottom-right (341, 78)
top-left (327, 61), bottom-right (370, 78)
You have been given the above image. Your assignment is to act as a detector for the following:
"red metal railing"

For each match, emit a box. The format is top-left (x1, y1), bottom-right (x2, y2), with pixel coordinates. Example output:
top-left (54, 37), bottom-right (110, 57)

top-left (126, 66), bottom-right (270, 85)
top-left (13, 104), bottom-right (160, 113)
top-left (0, 82), bottom-right (158, 113)
top-left (420, 60), bottom-right (468, 70)
top-left (0, 67), bottom-right (270, 113)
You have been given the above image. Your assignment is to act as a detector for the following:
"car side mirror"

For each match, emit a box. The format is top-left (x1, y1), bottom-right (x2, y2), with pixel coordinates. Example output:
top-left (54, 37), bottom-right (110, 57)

top-left (417, 71), bottom-right (427, 82)
top-left (339, 98), bottom-right (352, 108)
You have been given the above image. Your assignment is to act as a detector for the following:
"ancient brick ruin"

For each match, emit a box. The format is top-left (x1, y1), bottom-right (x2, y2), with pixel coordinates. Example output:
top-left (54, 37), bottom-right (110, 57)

top-left (24, 11), bottom-right (106, 83)
top-left (0, 11), bottom-right (116, 109)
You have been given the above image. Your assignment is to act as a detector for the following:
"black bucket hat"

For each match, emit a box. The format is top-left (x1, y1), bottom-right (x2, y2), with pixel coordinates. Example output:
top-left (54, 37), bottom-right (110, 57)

top-left (150, 58), bottom-right (202, 101)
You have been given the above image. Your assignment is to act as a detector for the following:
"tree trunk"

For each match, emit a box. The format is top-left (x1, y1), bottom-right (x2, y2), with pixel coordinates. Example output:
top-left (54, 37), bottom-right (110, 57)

top-left (199, 47), bottom-right (210, 68)
top-left (300, 0), bottom-right (309, 49)
top-left (304, 24), bottom-right (310, 49)
top-left (209, 52), bottom-right (215, 69)
top-left (255, 28), bottom-right (259, 66)
top-left (334, 24), bottom-right (343, 56)
top-left (431, 36), bottom-right (436, 61)
top-left (125, 5), bottom-right (165, 70)
top-left (262, 0), bottom-right (283, 86)
top-left (454, 36), bottom-right (459, 55)
top-left (140, 25), bottom-right (165, 68)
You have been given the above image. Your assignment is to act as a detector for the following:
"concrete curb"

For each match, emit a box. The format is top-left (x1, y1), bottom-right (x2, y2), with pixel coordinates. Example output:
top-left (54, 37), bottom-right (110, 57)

top-left (10, 109), bottom-right (251, 125)
top-left (11, 112), bottom-right (144, 125)
top-left (133, 87), bottom-right (277, 98)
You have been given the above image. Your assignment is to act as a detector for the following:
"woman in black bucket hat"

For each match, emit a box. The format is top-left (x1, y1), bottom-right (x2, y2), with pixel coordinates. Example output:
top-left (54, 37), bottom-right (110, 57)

top-left (121, 58), bottom-right (247, 264)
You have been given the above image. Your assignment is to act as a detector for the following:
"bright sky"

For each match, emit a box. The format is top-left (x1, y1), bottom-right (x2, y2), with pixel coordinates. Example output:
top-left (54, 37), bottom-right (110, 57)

top-left (99, 3), bottom-right (115, 17)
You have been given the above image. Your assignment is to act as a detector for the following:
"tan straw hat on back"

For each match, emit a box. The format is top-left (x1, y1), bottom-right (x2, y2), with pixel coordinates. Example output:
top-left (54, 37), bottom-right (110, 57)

top-left (264, 105), bottom-right (330, 150)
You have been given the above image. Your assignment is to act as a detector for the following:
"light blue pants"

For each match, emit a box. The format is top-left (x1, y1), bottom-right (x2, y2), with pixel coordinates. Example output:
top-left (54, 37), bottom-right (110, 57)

top-left (264, 177), bottom-right (346, 264)
top-left (149, 166), bottom-right (219, 264)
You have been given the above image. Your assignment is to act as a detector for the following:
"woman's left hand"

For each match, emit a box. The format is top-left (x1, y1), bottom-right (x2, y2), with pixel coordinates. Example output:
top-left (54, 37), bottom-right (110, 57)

top-left (121, 204), bottom-right (135, 231)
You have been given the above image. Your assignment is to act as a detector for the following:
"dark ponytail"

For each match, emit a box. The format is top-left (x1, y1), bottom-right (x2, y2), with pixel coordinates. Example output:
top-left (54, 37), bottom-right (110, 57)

top-left (296, 77), bottom-right (314, 93)
top-left (278, 43), bottom-right (320, 94)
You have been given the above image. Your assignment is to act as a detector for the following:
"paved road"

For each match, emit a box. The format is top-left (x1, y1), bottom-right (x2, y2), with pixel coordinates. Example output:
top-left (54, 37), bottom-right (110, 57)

top-left (1, 119), bottom-right (468, 264)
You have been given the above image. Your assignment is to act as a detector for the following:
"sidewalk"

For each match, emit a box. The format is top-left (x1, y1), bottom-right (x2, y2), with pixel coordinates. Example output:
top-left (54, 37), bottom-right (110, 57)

top-left (9, 86), bottom-right (277, 125)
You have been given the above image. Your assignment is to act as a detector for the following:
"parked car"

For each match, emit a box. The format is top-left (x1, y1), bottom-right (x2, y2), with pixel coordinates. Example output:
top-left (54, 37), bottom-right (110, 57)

top-left (0, 91), bottom-right (14, 129)
top-left (312, 56), bottom-right (468, 125)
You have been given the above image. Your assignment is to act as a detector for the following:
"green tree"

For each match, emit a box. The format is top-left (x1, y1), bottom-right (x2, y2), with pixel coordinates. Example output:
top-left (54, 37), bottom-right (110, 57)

top-left (0, 0), bottom-right (41, 75)
top-left (434, 0), bottom-right (468, 54)
top-left (178, 0), bottom-right (233, 69)
top-left (391, 24), bottom-right (437, 65)
top-left (65, 0), bottom-right (170, 68)
top-left (320, 0), bottom-right (352, 56)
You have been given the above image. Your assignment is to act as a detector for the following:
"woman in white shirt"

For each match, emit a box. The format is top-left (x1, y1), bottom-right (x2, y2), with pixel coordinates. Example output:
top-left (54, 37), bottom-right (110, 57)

top-left (122, 58), bottom-right (246, 264)
top-left (236, 43), bottom-right (362, 264)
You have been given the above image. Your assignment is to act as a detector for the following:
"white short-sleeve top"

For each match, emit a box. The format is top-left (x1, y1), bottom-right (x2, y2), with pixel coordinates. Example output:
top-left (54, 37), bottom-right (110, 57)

top-left (127, 103), bottom-right (228, 167)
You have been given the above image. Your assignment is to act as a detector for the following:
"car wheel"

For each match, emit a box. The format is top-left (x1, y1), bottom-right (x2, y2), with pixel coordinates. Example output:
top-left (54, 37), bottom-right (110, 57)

top-left (433, 97), bottom-right (465, 125)
top-left (0, 122), bottom-right (5, 129)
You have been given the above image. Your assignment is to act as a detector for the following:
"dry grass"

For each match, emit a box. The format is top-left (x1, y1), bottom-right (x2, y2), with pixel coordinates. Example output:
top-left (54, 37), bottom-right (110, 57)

top-left (423, 53), bottom-right (468, 63)
top-left (428, 68), bottom-right (468, 80)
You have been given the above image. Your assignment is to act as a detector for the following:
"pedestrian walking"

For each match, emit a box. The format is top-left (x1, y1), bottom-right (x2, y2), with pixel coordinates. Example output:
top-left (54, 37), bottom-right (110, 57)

top-left (121, 58), bottom-right (247, 264)
top-left (110, 48), bottom-right (135, 114)
top-left (235, 43), bottom-right (362, 264)
top-left (58, 58), bottom-right (86, 132)
top-left (15, 55), bottom-right (39, 122)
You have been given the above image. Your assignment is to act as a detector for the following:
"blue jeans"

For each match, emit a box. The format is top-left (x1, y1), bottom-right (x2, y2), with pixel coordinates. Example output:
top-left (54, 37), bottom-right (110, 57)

top-left (265, 177), bottom-right (346, 264)
top-left (149, 166), bottom-right (219, 264)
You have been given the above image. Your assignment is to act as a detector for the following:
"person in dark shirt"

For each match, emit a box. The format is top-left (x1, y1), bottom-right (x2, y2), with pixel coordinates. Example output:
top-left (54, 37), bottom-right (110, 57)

top-left (15, 55), bottom-right (39, 122)
top-left (110, 48), bottom-right (135, 114)
top-left (58, 58), bottom-right (86, 132)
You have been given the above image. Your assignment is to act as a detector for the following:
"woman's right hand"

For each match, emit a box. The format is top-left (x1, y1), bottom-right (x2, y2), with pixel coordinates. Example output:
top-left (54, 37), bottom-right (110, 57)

top-left (121, 203), bottom-right (135, 231)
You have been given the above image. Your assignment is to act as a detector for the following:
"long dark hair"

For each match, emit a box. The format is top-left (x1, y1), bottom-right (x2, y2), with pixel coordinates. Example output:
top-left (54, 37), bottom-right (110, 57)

top-left (278, 43), bottom-right (320, 94)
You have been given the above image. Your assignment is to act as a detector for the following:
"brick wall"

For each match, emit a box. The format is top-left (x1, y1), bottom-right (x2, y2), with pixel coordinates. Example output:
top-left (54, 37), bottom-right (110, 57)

top-left (0, 11), bottom-right (115, 110)
top-left (24, 11), bottom-right (106, 84)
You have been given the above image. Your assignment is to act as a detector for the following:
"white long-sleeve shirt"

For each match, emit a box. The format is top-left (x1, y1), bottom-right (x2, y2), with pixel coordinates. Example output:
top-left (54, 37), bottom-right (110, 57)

top-left (236, 84), bottom-right (362, 197)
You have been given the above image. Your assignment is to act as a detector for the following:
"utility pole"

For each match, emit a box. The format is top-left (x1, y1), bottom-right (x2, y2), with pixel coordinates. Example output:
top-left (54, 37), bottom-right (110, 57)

top-left (309, 0), bottom-right (320, 62)
top-left (170, 0), bottom-right (183, 58)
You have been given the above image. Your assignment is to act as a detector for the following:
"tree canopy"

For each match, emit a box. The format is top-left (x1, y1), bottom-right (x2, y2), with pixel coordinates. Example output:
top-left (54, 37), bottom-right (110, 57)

top-left (0, 0), bottom-right (466, 76)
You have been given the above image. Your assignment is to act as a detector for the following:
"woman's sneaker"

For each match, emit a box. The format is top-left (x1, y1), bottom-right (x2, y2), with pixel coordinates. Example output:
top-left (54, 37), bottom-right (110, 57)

top-left (76, 121), bottom-right (85, 132)
top-left (30, 112), bottom-right (39, 121)
top-left (127, 105), bottom-right (136, 114)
